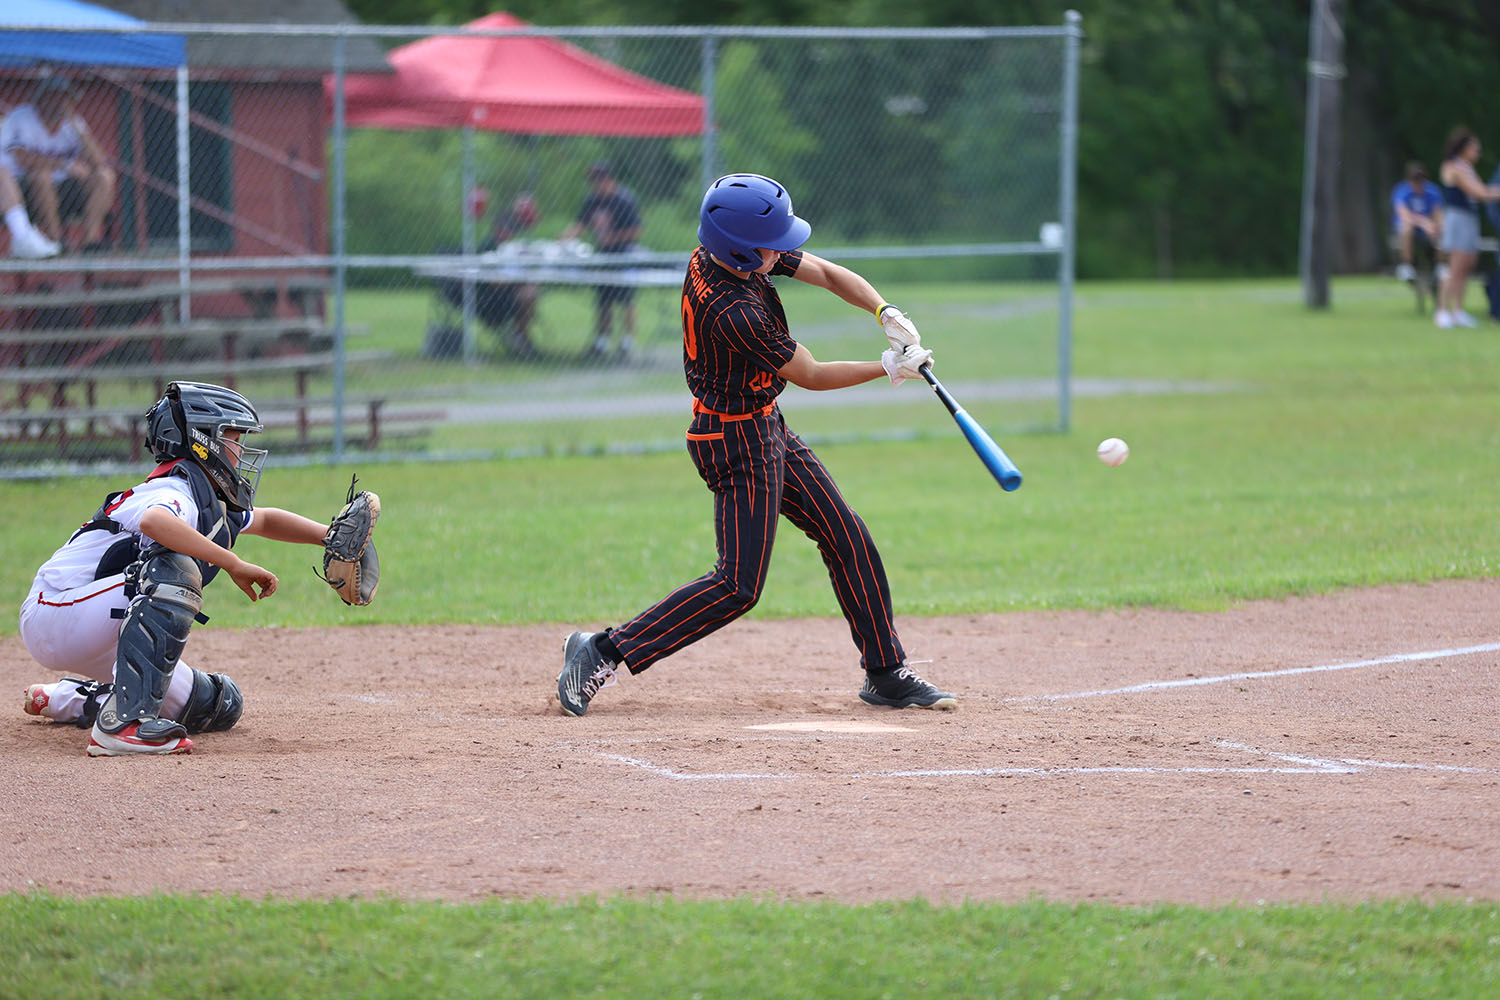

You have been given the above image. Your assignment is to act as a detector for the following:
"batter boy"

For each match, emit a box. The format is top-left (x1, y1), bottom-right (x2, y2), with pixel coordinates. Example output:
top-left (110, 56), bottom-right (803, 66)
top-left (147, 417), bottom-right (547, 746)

top-left (558, 173), bottom-right (956, 716)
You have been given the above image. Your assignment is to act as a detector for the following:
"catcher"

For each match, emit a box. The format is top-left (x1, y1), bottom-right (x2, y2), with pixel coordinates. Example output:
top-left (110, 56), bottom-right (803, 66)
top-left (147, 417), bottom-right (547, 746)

top-left (18, 381), bottom-right (380, 756)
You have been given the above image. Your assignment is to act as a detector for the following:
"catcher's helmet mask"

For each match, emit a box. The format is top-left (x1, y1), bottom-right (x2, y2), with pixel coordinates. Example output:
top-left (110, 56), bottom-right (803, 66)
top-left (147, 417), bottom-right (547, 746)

top-left (698, 173), bottom-right (812, 272)
top-left (146, 381), bottom-right (266, 512)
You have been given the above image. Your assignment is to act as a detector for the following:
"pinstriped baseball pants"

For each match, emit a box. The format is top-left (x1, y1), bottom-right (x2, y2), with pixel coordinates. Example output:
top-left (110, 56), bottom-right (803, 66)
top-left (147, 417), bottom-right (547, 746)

top-left (610, 406), bottom-right (905, 674)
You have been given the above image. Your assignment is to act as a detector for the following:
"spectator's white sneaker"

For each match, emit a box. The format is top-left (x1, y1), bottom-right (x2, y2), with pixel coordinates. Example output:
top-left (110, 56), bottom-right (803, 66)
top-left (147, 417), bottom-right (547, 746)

top-left (1454, 310), bottom-right (1479, 328)
top-left (1435, 310), bottom-right (1454, 329)
top-left (9, 226), bottom-right (60, 259)
top-left (1395, 262), bottom-right (1416, 282)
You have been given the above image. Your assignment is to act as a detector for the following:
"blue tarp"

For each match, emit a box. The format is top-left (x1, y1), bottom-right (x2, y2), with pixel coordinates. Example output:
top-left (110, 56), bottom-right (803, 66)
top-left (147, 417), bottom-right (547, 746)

top-left (0, 0), bottom-right (184, 69)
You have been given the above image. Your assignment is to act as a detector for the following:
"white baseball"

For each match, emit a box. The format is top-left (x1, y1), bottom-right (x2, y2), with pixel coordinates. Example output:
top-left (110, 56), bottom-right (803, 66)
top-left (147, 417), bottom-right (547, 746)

top-left (1097, 437), bottom-right (1129, 466)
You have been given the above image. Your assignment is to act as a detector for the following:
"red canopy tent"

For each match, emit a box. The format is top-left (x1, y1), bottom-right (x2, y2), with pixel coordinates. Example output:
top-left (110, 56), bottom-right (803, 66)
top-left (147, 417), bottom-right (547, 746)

top-left (329, 13), bottom-right (705, 363)
top-left (335, 12), bottom-right (704, 136)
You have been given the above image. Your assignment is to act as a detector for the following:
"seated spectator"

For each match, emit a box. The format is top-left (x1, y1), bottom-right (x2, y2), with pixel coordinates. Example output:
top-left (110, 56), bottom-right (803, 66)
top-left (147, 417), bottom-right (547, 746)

top-left (435, 193), bottom-right (543, 359)
top-left (479, 194), bottom-right (542, 356)
top-left (1391, 160), bottom-right (1444, 283)
top-left (0, 162), bottom-right (58, 258)
top-left (486, 193), bottom-right (540, 249)
top-left (0, 77), bottom-right (117, 252)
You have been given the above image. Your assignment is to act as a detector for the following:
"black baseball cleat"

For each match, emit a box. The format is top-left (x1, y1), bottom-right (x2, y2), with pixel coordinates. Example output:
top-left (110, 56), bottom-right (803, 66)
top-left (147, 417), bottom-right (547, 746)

top-left (859, 664), bottom-right (958, 710)
top-left (558, 631), bottom-right (619, 716)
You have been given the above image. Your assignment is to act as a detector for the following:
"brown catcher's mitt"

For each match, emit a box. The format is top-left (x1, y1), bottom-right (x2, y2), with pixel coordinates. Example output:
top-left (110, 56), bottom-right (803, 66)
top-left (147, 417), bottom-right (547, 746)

top-left (316, 474), bottom-right (380, 605)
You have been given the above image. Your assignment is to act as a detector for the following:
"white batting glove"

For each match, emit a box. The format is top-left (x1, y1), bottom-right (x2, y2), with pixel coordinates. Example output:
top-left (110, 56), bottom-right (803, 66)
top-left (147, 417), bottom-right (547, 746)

top-left (881, 345), bottom-right (933, 385)
top-left (877, 303), bottom-right (922, 350)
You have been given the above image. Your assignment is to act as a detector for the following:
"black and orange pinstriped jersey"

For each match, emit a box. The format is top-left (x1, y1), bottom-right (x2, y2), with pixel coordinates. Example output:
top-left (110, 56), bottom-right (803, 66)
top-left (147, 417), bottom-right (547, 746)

top-left (680, 246), bottom-right (803, 414)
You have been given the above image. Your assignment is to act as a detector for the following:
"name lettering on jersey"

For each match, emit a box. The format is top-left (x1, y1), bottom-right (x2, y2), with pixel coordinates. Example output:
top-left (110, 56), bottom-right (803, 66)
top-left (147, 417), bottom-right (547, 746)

top-left (687, 252), bottom-right (714, 301)
top-left (749, 371), bottom-right (774, 391)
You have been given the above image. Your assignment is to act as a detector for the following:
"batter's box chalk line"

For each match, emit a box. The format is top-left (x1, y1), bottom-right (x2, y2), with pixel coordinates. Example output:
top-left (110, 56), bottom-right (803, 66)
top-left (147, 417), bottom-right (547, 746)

top-left (589, 739), bottom-right (1497, 783)
top-left (1215, 741), bottom-right (1493, 775)
top-left (335, 691), bottom-right (422, 704)
top-left (557, 732), bottom-right (903, 750)
top-left (1005, 640), bottom-right (1500, 704)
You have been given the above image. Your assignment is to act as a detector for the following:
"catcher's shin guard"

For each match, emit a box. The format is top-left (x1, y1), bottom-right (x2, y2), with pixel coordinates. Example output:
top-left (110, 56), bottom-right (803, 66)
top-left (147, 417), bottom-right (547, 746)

top-left (179, 668), bottom-right (244, 733)
top-left (94, 552), bottom-right (202, 744)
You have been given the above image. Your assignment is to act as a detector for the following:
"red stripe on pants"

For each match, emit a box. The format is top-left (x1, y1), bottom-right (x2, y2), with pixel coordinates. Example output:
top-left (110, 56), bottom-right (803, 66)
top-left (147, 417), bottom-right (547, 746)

top-left (611, 407), bottom-right (905, 674)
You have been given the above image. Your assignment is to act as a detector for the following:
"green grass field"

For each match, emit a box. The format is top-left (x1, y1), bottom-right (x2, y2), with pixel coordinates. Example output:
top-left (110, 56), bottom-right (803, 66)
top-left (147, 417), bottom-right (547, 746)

top-left (4, 275), bottom-right (1497, 997)
top-left (3, 896), bottom-right (1496, 999)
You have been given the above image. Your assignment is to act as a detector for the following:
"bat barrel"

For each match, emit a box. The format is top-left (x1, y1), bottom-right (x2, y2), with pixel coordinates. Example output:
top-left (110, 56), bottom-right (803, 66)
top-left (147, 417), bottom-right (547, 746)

top-left (921, 365), bottom-right (1022, 491)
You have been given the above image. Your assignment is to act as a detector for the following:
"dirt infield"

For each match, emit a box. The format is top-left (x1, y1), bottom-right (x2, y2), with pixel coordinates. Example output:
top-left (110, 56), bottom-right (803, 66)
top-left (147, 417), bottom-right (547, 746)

top-left (4, 580), bottom-right (1498, 905)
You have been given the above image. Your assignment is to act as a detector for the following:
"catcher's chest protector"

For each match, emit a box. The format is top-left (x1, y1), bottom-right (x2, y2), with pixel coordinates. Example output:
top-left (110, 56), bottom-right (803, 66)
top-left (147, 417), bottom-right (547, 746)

top-left (73, 461), bottom-right (245, 585)
top-left (150, 460), bottom-right (248, 586)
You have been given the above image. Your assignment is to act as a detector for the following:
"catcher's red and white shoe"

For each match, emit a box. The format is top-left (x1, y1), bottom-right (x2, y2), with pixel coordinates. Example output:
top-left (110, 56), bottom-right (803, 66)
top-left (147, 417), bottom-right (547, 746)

top-left (23, 683), bottom-right (50, 717)
top-left (87, 722), bottom-right (193, 757)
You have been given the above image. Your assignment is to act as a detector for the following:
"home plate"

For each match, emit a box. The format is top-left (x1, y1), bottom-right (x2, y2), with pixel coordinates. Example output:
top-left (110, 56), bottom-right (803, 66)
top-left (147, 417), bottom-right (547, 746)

top-left (746, 721), bottom-right (915, 733)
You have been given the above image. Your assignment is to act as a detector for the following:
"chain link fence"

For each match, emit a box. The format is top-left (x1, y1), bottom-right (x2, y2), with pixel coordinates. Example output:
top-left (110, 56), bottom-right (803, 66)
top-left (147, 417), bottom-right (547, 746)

top-left (0, 17), bottom-right (1079, 477)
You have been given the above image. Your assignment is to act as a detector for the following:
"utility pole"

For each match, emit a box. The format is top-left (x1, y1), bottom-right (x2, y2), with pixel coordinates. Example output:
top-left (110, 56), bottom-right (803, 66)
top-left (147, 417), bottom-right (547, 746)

top-left (1298, 0), bottom-right (1345, 309)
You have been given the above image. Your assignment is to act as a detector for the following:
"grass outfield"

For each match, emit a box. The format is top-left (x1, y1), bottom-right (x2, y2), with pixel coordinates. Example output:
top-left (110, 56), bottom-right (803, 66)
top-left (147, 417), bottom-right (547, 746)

top-left (1, 276), bottom-right (1495, 629)
top-left (2, 896), bottom-right (1497, 999)
top-left (3, 275), bottom-right (1497, 996)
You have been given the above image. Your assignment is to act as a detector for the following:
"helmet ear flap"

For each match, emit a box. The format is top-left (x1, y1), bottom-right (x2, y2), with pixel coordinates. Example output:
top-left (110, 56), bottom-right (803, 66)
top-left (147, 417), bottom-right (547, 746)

top-left (168, 394), bottom-right (188, 446)
top-left (145, 387), bottom-right (190, 460)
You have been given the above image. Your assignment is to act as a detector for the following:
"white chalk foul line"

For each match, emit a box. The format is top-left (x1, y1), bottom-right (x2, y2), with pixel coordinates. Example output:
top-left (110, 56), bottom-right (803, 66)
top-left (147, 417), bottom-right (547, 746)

top-left (1215, 741), bottom-right (1498, 776)
top-left (1336, 757), bottom-right (1491, 774)
top-left (596, 753), bottom-right (1338, 782)
top-left (853, 765), bottom-right (1339, 778)
top-left (595, 753), bottom-right (794, 782)
top-left (592, 741), bottom-right (1496, 782)
top-left (1007, 641), bottom-right (1500, 703)
top-left (1214, 741), bottom-right (1355, 772)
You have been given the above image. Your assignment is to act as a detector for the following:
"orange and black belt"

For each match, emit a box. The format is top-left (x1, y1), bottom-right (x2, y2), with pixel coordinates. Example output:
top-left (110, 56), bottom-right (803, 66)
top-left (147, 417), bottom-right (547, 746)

top-left (691, 399), bottom-right (776, 422)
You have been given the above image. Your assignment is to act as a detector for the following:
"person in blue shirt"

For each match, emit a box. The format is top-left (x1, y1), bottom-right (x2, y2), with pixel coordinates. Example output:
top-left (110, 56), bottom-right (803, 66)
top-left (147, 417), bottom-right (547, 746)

top-left (1391, 160), bottom-right (1443, 284)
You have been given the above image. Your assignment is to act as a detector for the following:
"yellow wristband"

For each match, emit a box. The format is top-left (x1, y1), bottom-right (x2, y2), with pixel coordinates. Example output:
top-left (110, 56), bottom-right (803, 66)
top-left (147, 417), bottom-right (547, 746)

top-left (876, 302), bottom-right (895, 324)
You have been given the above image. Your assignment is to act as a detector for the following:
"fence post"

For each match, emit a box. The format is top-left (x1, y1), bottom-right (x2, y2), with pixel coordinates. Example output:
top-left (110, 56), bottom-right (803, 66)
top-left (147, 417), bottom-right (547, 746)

top-left (175, 64), bottom-right (190, 323)
top-left (1057, 10), bottom-right (1082, 433)
top-left (331, 28), bottom-right (348, 459)
top-left (462, 125), bottom-right (478, 364)
top-left (700, 32), bottom-right (717, 194)
top-left (1299, 0), bottom-right (1344, 310)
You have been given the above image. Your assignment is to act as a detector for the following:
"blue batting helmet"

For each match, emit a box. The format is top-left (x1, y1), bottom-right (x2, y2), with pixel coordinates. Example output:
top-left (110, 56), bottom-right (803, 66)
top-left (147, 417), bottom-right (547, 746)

top-left (697, 174), bottom-right (811, 271)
